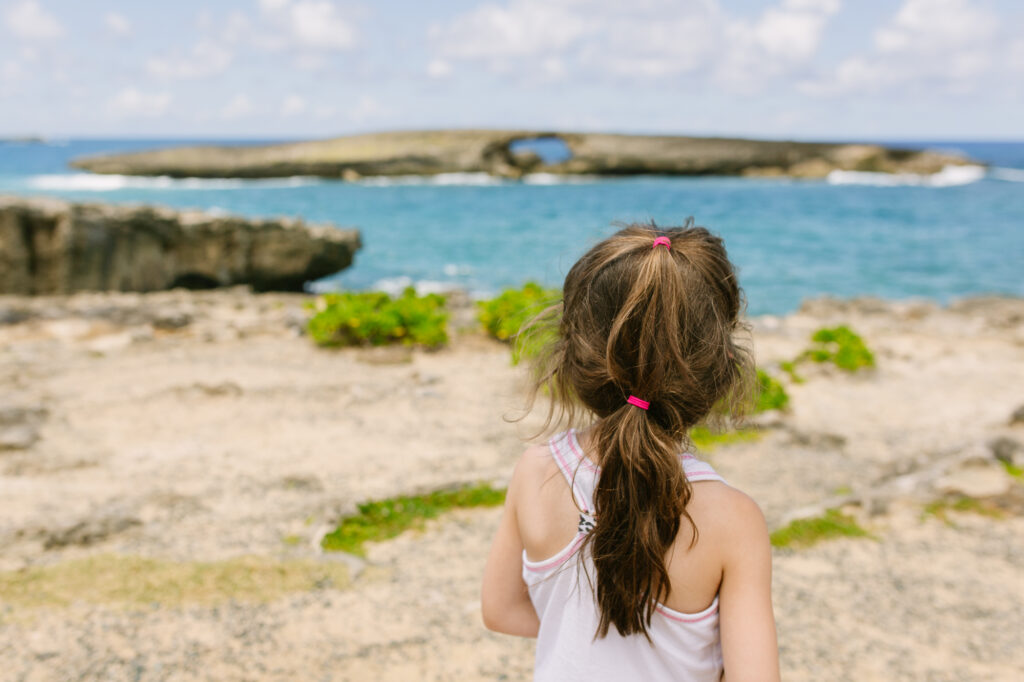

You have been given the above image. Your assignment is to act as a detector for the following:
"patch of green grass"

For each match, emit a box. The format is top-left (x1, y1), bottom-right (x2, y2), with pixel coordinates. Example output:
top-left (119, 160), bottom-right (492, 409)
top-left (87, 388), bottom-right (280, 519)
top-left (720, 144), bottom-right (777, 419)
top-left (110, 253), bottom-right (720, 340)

top-left (770, 509), bottom-right (871, 548)
top-left (754, 369), bottom-right (790, 413)
top-left (832, 485), bottom-right (854, 496)
top-left (803, 325), bottom-right (875, 372)
top-left (476, 282), bottom-right (559, 364)
top-left (305, 287), bottom-right (448, 349)
top-left (923, 496), bottom-right (1006, 524)
top-left (1001, 460), bottom-right (1023, 479)
top-left (779, 360), bottom-right (805, 384)
top-left (282, 534), bottom-right (303, 546)
top-left (689, 426), bottom-right (761, 451)
top-left (321, 483), bottom-right (507, 556)
top-left (0, 555), bottom-right (350, 609)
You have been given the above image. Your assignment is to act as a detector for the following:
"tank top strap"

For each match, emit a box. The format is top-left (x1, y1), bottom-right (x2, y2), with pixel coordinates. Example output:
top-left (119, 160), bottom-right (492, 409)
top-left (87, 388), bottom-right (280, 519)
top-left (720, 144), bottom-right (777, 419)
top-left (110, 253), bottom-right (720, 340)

top-left (547, 430), bottom-right (597, 515)
top-left (680, 453), bottom-right (727, 483)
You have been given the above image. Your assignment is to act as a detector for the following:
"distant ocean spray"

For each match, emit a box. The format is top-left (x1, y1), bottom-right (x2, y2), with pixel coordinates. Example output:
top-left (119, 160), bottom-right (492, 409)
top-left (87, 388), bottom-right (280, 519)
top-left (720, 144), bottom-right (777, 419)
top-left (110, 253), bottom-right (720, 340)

top-left (1, 139), bottom-right (1022, 315)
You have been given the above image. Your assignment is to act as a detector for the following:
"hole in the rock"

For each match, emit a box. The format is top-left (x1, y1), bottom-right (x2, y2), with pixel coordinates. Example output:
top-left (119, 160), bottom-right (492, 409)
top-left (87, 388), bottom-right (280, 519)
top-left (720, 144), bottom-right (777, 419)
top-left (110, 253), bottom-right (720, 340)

top-left (508, 136), bottom-right (573, 164)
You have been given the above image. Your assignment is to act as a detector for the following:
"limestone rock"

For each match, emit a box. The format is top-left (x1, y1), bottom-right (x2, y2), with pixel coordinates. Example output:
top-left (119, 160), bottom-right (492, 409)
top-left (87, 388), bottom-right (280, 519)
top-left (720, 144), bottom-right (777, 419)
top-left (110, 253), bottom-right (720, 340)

top-left (989, 436), bottom-right (1023, 468)
top-left (1010, 404), bottom-right (1024, 426)
top-left (934, 460), bottom-right (1013, 499)
top-left (0, 195), bottom-right (361, 295)
top-left (67, 130), bottom-right (973, 180)
top-left (42, 512), bottom-right (142, 549)
top-left (0, 404), bottom-right (47, 450)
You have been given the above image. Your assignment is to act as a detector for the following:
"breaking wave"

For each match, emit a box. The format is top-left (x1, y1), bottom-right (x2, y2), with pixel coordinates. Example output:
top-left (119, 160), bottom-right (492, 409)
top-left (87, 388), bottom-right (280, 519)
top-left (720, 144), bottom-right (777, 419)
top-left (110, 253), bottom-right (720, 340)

top-left (25, 174), bottom-right (323, 191)
top-left (358, 173), bottom-right (504, 187)
top-left (826, 165), bottom-right (987, 187)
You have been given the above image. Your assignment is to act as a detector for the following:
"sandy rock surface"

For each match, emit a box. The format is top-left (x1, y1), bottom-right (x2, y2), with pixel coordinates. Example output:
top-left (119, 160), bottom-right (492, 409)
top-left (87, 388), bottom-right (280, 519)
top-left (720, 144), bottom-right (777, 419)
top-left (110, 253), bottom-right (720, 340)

top-left (1, 289), bottom-right (1022, 681)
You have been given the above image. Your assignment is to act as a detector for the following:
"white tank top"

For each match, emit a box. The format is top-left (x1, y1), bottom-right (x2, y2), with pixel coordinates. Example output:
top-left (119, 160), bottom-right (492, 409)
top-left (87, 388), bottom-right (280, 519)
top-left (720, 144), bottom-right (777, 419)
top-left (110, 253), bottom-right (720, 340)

top-left (522, 429), bottom-right (726, 682)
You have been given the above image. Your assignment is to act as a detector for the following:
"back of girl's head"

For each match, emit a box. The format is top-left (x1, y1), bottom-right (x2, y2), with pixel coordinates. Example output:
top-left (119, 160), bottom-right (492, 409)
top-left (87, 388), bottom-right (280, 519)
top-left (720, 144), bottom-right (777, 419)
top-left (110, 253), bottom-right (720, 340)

top-left (527, 219), bottom-right (753, 640)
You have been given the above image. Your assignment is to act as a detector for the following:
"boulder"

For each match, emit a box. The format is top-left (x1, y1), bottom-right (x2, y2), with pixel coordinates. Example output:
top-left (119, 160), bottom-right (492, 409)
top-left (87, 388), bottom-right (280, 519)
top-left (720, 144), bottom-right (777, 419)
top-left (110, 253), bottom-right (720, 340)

top-left (0, 195), bottom-right (361, 295)
top-left (989, 436), bottom-right (1023, 468)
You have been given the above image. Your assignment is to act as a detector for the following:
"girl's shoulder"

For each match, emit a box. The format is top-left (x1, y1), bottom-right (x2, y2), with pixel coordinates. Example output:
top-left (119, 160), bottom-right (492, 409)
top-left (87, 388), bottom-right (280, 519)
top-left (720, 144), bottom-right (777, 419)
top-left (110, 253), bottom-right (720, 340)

top-left (687, 479), bottom-right (770, 553)
top-left (508, 441), bottom-right (565, 501)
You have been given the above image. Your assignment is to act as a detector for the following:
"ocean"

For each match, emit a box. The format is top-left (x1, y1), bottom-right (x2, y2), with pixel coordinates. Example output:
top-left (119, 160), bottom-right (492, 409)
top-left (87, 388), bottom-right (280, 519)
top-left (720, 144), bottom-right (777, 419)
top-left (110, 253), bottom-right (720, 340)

top-left (1, 138), bottom-right (1021, 315)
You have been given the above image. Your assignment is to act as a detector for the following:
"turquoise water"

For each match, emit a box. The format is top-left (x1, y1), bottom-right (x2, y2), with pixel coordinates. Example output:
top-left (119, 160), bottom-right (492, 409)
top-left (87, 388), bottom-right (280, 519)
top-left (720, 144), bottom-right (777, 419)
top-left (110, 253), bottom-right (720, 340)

top-left (1, 139), bottom-right (1022, 315)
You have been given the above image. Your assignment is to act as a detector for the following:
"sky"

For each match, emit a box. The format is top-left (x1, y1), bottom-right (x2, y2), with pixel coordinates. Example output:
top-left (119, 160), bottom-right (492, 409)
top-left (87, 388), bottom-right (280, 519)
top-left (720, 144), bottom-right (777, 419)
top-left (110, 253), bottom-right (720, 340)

top-left (1, 0), bottom-right (1022, 140)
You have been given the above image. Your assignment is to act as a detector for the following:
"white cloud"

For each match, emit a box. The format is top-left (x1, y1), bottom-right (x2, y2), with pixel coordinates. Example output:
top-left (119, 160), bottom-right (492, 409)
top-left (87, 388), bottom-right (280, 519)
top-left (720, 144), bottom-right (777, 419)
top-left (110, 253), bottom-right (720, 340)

top-left (281, 94), bottom-right (307, 116)
top-left (802, 0), bottom-right (999, 95)
top-left (715, 0), bottom-right (840, 90)
top-left (349, 94), bottom-right (387, 123)
top-left (221, 94), bottom-right (255, 119)
top-left (259, 0), bottom-right (358, 51)
top-left (1009, 39), bottom-right (1024, 74)
top-left (147, 41), bottom-right (233, 80)
top-left (104, 11), bottom-right (131, 38)
top-left (3, 0), bottom-right (64, 40)
top-left (108, 88), bottom-right (172, 118)
top-left (430, 0), bottom-right (840, 90)
top-left (427, 59), bottom-right (452, 79)
top-left (432, 0), bottom-right (588, 60)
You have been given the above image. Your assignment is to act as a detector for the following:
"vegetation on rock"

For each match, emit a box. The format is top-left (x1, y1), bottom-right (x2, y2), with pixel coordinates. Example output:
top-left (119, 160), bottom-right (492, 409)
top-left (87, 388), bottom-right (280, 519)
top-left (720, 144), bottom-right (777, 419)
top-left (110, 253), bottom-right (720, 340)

top-left (770, 509), bottom-right (871, 548)
top-left (754, 369), bottom-right (790, 412)
top-left (0, 555), bottom-right (350, 608)
top-left (306, 288), bottom-right (448, 349)
top-left (477, 282), bottom-right (559, 364)
top-left (803, 325), bottom-right (875, 371)
top-left (321, 483), bottom-right (506, 556)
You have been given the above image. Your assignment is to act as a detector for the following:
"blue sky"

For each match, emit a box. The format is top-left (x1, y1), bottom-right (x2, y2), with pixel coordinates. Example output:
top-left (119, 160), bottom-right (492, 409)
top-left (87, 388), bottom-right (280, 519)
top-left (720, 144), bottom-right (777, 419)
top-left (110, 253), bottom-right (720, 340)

top-left (1, 0), bottom-right (1022, 139)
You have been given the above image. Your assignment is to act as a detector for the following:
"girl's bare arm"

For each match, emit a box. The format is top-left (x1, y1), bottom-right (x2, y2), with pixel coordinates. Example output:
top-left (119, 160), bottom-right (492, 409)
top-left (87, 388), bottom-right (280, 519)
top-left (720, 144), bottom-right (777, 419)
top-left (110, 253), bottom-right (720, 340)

top-left (481, 457), bottom-right (540, 637)
top-left (718, 491), bottom-right (780, 681)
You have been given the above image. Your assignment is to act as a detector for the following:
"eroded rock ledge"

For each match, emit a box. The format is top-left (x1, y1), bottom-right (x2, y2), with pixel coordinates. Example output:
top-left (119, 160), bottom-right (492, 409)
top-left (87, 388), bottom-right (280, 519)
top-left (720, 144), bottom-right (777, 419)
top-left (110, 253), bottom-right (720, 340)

top-left (0, 195), bottom-right (361, 295)
top-left (69, 130), bottom-right (971, 179)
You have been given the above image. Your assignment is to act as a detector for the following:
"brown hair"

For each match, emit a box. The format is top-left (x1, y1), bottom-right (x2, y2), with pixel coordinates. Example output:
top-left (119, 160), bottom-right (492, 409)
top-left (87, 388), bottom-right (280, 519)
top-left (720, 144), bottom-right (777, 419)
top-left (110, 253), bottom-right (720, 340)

top-left (522, 220), bottom-right (754, 640)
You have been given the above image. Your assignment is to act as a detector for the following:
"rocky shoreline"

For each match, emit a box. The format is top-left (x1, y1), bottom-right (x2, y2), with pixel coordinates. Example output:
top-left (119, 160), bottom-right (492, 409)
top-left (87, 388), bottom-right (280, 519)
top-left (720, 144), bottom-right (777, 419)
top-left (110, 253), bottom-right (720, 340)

top-left (68, 129), bottom-right (971, 180)
top-left (0, 196), bottom-right (361, 296)
top-left (1, 288), bottom-right (1022, 680)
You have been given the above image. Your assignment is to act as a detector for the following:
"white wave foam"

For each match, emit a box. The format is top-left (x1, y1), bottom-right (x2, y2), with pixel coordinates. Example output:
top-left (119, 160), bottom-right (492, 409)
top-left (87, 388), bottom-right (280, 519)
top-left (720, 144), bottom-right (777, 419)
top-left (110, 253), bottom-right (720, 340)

top-left (990, 167), bottom-right (1024, 183)
top-left (368, 276), bottom-right (462, 296)
top-left (359, 172), bottom-right (504, 187)
top-left (521, 173), bottom-right (599, 185)
top-left (25, 173), bottom-right (322, 191)
top-left (826, 164), bottom-right (987, 187)
top-left (443, 263), bottom-right (474, 277)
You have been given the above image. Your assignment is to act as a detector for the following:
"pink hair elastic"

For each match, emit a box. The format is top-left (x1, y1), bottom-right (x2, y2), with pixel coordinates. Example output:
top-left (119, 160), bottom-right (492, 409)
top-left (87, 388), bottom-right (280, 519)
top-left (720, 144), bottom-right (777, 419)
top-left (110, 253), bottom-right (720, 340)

top-left (652, 237), bottom-right (671, 250)
top-left (626, 395), bottom-right (650, 410)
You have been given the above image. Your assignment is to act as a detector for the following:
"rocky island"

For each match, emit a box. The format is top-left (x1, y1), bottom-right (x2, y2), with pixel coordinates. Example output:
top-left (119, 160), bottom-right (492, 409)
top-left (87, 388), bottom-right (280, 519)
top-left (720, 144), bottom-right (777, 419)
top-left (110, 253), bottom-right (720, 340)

top-left (69, 130), bottom-right (970, 180)
top-left (0, 196), bottom-right (361, 295)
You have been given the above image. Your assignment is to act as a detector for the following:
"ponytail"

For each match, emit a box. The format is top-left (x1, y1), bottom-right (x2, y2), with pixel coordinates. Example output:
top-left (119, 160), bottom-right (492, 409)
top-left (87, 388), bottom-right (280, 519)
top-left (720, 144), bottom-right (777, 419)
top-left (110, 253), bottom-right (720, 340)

top-left (589, 405), bottom-right (691, 639)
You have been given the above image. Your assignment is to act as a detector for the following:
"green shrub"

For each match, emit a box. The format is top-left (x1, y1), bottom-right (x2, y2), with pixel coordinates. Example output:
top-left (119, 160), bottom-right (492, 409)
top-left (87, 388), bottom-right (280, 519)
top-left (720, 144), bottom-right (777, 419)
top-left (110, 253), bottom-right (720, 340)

top-left (321, 483), bottom-right (506, 556)
top-left (689, 426), bottom-right (761, 451)
top-left (804, 325), bottom-right (875, 372)
top-left (477, 282), bottom-right (559, 363)
top-left (779, 360), bottom-right (805, 384)
top-left (770, 509), bottom-right (871, 548)
top-left (305, 287), bottom-right (448, 349)
top-left (754, 369), bottom-right (789, 412)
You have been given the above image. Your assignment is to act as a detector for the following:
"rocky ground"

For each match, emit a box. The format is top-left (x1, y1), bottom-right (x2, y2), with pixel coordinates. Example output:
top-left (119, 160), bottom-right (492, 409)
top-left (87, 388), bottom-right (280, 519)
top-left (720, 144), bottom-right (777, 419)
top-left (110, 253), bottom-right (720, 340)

top-left (1, 288), bottom-right (1022, 681)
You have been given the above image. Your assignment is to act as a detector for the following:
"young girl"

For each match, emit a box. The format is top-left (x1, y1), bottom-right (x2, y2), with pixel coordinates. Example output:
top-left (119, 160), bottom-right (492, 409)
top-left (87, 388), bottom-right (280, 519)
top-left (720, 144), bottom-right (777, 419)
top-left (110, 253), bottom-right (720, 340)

top-left (481, 222), bottom-right (780, 681)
